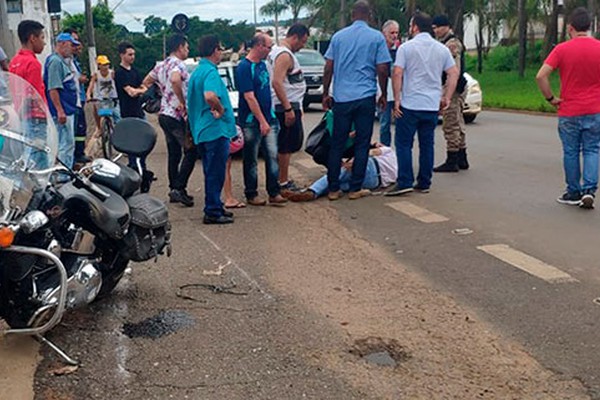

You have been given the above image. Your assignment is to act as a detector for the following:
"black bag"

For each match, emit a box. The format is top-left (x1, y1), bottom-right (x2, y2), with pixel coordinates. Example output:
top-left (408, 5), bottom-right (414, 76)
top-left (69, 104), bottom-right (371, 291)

top-left (121, 194), bottom-right (171, 262)
top-left (141, 83), bottom-right (162, 114)
top-left (305, 116), bottom-right (329, 156)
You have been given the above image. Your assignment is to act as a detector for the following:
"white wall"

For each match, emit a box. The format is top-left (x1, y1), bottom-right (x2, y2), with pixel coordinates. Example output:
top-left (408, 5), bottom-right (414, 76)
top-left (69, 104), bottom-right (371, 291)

top-left (6, 0), bottom-right (53, 61)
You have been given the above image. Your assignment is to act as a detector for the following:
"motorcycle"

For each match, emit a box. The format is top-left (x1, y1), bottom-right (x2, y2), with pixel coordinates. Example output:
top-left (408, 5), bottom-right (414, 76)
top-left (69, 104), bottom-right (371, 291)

top-left (0, 72), bottom-right (171, 365)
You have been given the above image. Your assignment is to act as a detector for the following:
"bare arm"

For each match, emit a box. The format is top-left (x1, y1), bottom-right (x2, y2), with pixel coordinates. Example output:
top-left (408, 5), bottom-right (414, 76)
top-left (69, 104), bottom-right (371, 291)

top-left (243, 91), bottom-right (268, 126)
top-left (376, 62), bottom-right (389, 109)
top-left (322, 59), bottom-right (334, 109)
top-left (392, 65), bottom-right (403, 117)
top-left (536, 63), bottom-right (561, 106)
top-left (204, 91), bottom-right (224, 118)
top-left (49, 89), bottom-right (66, 123)
top-left (441, 65), bottom-right (459, 109)
top-left (170, 71), bottom-right (186, 109)
top-left (86, 74), bottom-right (97, 100)
top-left (0, 60), bottom-right (8, 71)
top-left (272, 53), bottom-right (293, 110)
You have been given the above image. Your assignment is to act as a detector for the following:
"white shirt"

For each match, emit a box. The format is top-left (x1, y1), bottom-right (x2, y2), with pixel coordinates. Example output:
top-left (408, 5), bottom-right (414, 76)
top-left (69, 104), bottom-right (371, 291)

top-left (373, 146), bottom-right (397, 187)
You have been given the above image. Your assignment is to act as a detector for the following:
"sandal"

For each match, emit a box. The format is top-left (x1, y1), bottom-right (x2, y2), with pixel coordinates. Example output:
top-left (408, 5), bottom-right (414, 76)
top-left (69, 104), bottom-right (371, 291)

top-left (225, 200), bottom-right (246, 209)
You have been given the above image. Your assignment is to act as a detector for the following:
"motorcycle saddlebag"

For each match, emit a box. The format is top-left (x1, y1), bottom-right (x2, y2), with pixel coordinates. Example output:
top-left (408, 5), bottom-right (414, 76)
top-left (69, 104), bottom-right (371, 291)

top-left (121, 194), bottom-right (171, 262)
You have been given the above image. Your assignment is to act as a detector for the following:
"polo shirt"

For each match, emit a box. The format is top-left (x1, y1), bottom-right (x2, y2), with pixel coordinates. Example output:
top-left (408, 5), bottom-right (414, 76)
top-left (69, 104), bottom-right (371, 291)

top-left (394, 33), bottom-right (455, 111)
top-left (187, 58), bottom-right (236, 144)
top-left (44, 53), bottom-right (78, 116)
top-left (324, 20), bottom-right (391, 103)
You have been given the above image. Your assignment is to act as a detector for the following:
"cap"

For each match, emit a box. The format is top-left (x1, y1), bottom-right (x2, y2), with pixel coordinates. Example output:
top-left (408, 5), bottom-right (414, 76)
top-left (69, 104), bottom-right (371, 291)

top-left (432, 15), bottom-right (450, 27)
top-left (56, 32), bottom-right (81, 46)
top-left (96, 55), bottom-right (110, 65)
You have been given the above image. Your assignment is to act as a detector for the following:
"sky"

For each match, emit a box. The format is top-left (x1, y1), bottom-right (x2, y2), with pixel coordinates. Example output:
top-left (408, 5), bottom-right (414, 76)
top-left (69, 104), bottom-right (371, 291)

top-left (61, 0), bottom-right (296, 32)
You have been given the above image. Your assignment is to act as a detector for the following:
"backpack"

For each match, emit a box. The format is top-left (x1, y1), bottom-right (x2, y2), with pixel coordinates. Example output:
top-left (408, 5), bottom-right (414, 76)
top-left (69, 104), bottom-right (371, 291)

top-left (141, 83), bottom-right (162, 114)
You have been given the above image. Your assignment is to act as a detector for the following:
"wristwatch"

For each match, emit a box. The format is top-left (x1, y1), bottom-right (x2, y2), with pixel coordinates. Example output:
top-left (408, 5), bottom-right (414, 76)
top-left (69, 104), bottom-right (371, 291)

top-left (284, 107), bottom-right (293, 113)
top-left (546, 95), bottom-right (554, 102)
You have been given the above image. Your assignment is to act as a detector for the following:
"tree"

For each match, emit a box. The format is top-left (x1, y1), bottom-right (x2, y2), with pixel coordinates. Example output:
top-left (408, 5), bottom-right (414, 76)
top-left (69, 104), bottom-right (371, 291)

top-left (518, 0), bottom-right (527, 77)
top-left (143, 15), bottom-right (168, 36)
top-left (260, 0), bottom-right (288, 42)
top-left (284, 0), bottom-right (308, 22)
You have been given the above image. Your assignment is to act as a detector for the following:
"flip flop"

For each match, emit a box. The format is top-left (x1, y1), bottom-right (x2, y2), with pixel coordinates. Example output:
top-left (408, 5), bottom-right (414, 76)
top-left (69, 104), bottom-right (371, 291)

top-left (225, 201), bottom-right (246, 209)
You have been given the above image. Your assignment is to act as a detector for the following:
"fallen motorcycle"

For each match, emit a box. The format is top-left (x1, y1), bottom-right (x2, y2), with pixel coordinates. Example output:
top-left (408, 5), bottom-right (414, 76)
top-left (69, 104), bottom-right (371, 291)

top-left (0, 72), bottom-right (171, 364)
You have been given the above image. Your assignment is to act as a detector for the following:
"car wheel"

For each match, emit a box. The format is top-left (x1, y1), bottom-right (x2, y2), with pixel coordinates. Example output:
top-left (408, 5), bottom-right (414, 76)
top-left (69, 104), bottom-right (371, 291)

top-left (464, 114), bottom-right (477, 124)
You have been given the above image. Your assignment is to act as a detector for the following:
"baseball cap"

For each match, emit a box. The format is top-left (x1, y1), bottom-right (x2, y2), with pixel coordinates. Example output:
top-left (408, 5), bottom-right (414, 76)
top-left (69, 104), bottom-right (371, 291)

top-left (56, 32), bottom-right (81, 46)
top-left (432, 15), bottom-right (450, 27)
top-left (96, 55), bottom-right (110, 65)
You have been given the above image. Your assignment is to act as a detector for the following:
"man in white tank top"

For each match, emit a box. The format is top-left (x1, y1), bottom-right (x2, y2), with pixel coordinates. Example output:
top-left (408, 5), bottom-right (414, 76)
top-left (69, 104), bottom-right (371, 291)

top-left (267, 24), bottom-right (309, 196)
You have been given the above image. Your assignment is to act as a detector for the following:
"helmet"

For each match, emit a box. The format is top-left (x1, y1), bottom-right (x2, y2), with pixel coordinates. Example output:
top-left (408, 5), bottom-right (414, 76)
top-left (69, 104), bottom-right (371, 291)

top-left (229, 125), bottom-right (244, 154)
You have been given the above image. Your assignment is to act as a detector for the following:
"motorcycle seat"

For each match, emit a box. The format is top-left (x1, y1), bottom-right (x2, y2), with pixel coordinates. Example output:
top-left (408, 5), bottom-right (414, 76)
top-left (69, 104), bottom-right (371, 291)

top-left (90, 164), bottom-right (141, 198)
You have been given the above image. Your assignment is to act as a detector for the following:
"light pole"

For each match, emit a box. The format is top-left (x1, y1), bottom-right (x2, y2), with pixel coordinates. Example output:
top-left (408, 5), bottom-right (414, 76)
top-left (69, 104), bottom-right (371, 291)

top-left (85, 0), bottom-right (98, 74)
top-left (0, 0), bottom-right (15, 57)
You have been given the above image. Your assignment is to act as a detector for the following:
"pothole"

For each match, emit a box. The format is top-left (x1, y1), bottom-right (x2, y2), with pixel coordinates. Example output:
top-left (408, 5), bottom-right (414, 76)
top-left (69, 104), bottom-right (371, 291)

top-left (350, 336), bottom-right (411, 367)
top-left (122, 310), bottom-right (195, 339)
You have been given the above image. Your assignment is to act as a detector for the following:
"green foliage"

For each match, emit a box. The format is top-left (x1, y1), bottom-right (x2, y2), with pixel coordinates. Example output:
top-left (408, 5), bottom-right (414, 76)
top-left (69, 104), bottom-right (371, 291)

top-left (481, 40), bottom-right (546, 73)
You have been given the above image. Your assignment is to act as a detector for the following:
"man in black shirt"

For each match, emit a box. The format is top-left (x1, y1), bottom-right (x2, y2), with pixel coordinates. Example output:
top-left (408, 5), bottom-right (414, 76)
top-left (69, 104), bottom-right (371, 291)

top-left (114, 41), bottom-right (152, 191)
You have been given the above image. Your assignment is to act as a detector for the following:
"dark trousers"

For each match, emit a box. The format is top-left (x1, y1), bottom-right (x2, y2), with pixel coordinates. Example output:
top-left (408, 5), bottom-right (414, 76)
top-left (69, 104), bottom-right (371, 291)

top-left (327, 96), bottom-right (376, 192)
top-left (197, 137), bottom-right (229, 217)
top-left (158, 114), bottom-right (196, 191)
top-left (74, 105), bottom-right (87, 160)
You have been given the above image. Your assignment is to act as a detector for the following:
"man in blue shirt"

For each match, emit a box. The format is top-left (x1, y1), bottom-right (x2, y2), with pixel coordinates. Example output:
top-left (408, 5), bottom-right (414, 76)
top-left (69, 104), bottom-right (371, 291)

top-left (236, 33), bottom-right (287, 206)
top-left (188, 35), bottom-right (237, 224)
top-left (322, 0), bottom-right (391, 201)
top-left (385, 12), bottom-right (458, 196)
top-left (44, 32), bottom-right (79, 168)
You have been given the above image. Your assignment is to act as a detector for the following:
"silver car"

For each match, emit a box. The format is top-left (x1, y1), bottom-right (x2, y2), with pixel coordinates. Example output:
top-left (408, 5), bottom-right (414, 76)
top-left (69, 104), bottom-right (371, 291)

top-left (296, 49), bottom-right (325, 109)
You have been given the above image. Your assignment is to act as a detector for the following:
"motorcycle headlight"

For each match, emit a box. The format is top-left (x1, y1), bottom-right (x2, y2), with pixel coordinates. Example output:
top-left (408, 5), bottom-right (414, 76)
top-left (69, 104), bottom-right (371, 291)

top-left (19, 211), bottom-right (49, 234)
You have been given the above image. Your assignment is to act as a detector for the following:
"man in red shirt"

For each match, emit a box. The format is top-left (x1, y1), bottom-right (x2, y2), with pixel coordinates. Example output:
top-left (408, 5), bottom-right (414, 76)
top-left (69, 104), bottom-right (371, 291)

top-left (536, 7), bottom-right (600, 210)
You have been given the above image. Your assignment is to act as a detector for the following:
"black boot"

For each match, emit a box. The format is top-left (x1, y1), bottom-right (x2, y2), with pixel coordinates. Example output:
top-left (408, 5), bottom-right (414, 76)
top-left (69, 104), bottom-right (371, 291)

top-left (141, 170), bottom-right (155, 193)
top-left (433, 151), bottom-right (459, 173)
top-left (458, 148), bottom-right (469, 170)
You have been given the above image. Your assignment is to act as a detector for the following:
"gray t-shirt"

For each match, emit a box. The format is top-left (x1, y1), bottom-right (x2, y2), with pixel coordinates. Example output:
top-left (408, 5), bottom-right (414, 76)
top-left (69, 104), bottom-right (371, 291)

top-left (0, 47), bottom-right (7, 62)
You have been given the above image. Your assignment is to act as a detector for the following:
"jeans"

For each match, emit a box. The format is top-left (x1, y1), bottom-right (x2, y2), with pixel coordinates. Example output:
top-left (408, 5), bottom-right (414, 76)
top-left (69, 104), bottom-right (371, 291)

top-left (197, 137), bottom-right (229, 217)
top-left (74, 105), bottom-right (87, 160)
top-left (25, 119), bottom-right (50, 169)
top-left (158, 114), bottom-right (196, 191)
top-left (558, 113), bottom-right (600, 195)
top-left (311, 157), bottom-right (379, 197)
top-left (395, 107), bottom-right (438, 189)
top-left (55, 114), bottom-right (75, 168)
top-left (379, 101), bottom-right (394, 147)
top-left (242, 120), bottom-right (280, 199)
top-left (328, 96), bottom-right (375, 193)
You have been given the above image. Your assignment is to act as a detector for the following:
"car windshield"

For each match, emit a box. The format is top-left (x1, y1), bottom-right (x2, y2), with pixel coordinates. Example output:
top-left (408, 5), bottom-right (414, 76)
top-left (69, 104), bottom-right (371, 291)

top-left (296, 51), bottom-right (325, 67)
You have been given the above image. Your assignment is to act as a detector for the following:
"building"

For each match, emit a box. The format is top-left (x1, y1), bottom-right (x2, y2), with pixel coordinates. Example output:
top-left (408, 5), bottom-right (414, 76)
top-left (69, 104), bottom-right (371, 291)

top-left (2, 0), bottom-right (54, 59)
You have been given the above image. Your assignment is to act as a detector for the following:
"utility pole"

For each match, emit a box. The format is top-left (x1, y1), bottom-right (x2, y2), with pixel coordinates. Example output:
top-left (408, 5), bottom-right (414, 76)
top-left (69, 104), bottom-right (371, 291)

top-left (253, 0), bottom-right (257, 26)
top-left (85, 0), bottom-right (98, 75)
top-left (0, 0), bottom-right (15, 57)
top-left (517, 0), bottom-right (526, 78)
top-left (340, 0), bottom-right (346, 28)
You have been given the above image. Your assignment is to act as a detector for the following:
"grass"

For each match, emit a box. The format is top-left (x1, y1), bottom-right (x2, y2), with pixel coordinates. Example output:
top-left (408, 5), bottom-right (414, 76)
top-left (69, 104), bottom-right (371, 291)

top-left (470, 69), bottom-right (561, 113)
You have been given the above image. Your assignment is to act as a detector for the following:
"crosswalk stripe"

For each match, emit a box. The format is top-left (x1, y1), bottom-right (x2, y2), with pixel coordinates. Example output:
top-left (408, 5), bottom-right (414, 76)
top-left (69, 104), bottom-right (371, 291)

top-left (477, 244), bottom-right (578, 284)
top-left (385, 201), bottom-right (449, 223)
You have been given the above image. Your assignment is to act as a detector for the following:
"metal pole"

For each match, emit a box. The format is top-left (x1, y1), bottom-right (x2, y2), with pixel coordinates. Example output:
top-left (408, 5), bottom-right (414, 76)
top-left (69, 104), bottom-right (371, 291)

top-left (340, 0), bottom-right (346, 28)
top-left (0, 0), bottom-right (16, 57)
top-left (85, 0), bottom-right (98, 74)
top-left (254, 0), bottom-right (257, 26)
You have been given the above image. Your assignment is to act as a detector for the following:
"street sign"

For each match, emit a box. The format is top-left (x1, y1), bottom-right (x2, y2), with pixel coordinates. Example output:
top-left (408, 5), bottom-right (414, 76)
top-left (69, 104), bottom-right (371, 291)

top-left (171, 14), bottom-right (189, 34)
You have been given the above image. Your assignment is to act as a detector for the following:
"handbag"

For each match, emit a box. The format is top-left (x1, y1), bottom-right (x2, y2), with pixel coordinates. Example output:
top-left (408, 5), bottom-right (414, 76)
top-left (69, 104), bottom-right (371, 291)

top-left (305, 116), bottom-right (328, 156)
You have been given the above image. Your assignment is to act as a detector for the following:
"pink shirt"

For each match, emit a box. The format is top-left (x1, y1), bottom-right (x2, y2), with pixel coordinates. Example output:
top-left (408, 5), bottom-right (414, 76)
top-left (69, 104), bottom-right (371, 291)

top-left (150, 56), bottom-right (189, 120)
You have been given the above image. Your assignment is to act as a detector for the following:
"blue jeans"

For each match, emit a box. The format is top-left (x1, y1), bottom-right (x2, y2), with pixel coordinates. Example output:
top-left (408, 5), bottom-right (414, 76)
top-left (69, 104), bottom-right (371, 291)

top-left (328, 96), bottom-right (376, 193)
top-left (74, 106), bottom-right (87, 160)
top-left (395, 107), bottom-right (438, 189)
top-left (25, 119), bottom-right (50, 169)
top-left (558, 114), bottom-right (600, 195)
top-left (379, 101), bottom-right (394, 147)
top-left (311, 157), bottom-right (379, 197)
top-left (197, 137), bottom-right (230, 217)
top-left (55, 114), bottom-right (75, 168)
top-left (242, 120), bottom-right (280, 199)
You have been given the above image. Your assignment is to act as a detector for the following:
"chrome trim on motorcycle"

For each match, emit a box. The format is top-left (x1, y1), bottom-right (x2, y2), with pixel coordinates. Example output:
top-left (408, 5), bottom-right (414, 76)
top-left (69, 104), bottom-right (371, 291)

top-left (1, 245), bottom-right (67, 336)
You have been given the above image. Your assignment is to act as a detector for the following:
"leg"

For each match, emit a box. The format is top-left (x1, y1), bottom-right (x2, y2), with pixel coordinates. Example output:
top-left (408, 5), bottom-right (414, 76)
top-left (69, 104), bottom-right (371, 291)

top-left (435, 92), bottom-right (462, 172)
top-left (242, 123), bottom-right (261, 200)
top-left (158, 115), bottom-right (183, 190)
top-left (278, 153), bottom-right (291, 183)
top-left (262, 120), bottom-right (282, 198)
top-left (416, 111), bottom-right (438, 189)
top-left (201, 137), bottom-right (230, 218)
top-left (362, 158), bottom-right (380, 190)
top-left (56, 115), bottom-right (75, 168)
top-left (169, 119), bottom-right (196, 191)
top-left (379, 101), bottom-right (393, 147)
top-left (349, 97), bottom-right (376, 192)
top-left (327, 102), bottom-right (353, 192)
top-left (74, 106), bottom-right (87, 161)
top-left (581, 114), bottom-right (600, 194)
top-left (394, 108), bottom-right (418, 189)
top-left (558, 117), bottom-right (582, 195)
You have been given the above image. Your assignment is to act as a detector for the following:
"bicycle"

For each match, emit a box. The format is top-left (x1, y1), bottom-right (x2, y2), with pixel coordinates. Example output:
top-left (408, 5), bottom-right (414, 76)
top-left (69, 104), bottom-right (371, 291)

top-left (91, 98), bottom-right (118, 159)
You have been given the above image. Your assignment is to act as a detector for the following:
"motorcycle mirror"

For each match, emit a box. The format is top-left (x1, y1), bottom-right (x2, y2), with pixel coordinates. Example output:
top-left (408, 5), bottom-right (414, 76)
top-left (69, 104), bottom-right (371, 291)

top-left (19, 210), bottom-right (49, 234)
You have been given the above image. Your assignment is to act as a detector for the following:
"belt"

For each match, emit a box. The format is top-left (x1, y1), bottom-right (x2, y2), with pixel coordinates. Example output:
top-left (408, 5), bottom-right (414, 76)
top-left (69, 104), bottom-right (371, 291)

top-left (372, 157), bottom-right (382, 188)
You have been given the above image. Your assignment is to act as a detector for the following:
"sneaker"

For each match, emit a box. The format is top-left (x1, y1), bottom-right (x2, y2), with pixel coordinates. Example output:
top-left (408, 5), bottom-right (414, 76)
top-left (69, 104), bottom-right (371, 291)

top-left (580, 193), bottom-right (595, 209)
top-left (556, 192), bottom-right (582, 206)
top-left (222, 210), bottom-right (234, 218)
top-left (348, 189), bottom-right (371, 200)
top-left (203, 215), bottom-right (234, 225)
top-left (169, 189), bottom-right (194, 207)
top-left (328, 190), bottom-right (342, 201)
top-left (384, 185), bottom-right (414, 197)
top-left (289, 190), bottom-right (317, 202)
top-left (182, 189), bottom-right (194, 202)
top-left (413, 185), bottom-right (430, 193)
top-left (280, 180), bottom-right (300, 191)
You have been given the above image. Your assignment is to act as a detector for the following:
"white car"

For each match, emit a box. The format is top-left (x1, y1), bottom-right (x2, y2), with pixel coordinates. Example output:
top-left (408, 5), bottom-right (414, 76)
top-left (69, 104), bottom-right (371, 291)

top-left (183, 58), bottom-right (239, 117)
top-left (463, 72), bottom-right (482, 123)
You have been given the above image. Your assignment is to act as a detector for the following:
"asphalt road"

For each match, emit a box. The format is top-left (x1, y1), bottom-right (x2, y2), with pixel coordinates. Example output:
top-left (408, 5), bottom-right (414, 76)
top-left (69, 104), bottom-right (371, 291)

top-left (3, 109), bottom-right (600, 399)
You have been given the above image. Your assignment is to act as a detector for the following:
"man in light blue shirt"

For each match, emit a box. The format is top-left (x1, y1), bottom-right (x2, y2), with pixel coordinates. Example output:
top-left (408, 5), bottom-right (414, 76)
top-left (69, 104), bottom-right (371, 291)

top-left (385, 12), bottom-right (459, 196)
top-left (188, 35), bottom-right (237, 225)
top-left (322, 0), bottom-right (391, 201)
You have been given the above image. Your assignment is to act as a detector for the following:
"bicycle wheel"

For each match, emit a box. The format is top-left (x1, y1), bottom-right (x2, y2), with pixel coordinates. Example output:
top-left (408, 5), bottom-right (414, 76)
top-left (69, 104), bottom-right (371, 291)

top-left (101, 117), bottom-right (114, 159)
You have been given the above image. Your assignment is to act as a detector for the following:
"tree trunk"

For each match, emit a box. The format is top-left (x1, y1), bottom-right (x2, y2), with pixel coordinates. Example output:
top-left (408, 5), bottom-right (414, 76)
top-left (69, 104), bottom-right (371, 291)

top-left (517, 0), bottom-right (527, 77)
top-left (542, 0), bottom-right (559, 59)
top-left (275, 13), bottom-right (279, 43)
top-left (588, 0), bottom-right (596, 34)
top-left (340, 0), bottom-right (346, 28)
top-left (477, 8), bottom-right (484, 74)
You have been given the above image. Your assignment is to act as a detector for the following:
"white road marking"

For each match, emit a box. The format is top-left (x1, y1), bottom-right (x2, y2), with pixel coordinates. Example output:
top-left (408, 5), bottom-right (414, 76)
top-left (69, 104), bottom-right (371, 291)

top-left (385, 201), bottom-right (449, 223)
top-left (477, 244), bottom-right (578, 284)
top-left (295, 159), bottom-right (318, 169)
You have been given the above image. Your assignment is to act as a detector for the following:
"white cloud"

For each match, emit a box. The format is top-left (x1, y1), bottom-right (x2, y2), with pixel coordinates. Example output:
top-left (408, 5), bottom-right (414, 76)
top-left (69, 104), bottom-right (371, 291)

top-left (60, 0), bottom-right (296, 32)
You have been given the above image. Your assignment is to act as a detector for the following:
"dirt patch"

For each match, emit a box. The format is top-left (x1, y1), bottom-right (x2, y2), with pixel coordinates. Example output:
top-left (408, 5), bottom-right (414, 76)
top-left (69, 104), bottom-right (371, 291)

top-left (350, 336), bottom-right (411, 367)
top-left (0, 332), bottom-right (40, 400)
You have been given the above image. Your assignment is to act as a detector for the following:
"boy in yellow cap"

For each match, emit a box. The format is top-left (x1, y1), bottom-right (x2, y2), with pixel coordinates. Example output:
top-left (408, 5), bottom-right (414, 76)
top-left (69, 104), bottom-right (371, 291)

top-left (86, 54), bottom-right (121, 131)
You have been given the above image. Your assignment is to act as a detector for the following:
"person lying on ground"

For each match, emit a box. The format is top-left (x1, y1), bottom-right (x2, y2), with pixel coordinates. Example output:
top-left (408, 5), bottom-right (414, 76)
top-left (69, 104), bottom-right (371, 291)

top-left (289, 143), bottom-right (397, 201)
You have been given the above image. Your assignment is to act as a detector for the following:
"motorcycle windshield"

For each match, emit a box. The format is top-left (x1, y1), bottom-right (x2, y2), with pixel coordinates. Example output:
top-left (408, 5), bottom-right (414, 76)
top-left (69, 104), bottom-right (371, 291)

top-left (0, 71), bottom-right (58, 221)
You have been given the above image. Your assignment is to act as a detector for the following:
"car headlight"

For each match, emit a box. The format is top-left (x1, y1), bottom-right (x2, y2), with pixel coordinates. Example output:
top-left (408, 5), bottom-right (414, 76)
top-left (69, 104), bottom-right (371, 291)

top-left (469, 83), bottom-right (482, 95)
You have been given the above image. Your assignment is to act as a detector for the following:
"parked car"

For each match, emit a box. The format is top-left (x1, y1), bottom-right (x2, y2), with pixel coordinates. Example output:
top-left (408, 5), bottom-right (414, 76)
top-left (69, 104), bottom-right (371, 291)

top-left (183, 58), bottom-right (239, 117)
top-left (296, 49), bottom-right (325, 109)
top-left (463, 72), bottom-right (482, 123)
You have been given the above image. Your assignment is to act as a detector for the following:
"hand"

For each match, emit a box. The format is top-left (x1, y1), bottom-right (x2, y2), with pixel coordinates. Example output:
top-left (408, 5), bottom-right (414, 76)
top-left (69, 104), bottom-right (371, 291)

top-left (176, 103), bottom-right (187, 118)
top-left (393, 102), bottom-right (403, 119)
top-left (550, 97), bottom-right (562, 107)
top-left (284, 109), bottom-right (296, 127)
top-left (211, 107), bottom-right (224, 119)
top-left (79, 74), bottom-right (88, 84)
top-left (86, 94), bottom-right (92, 102)
top-left (259, 121), bottom-right (271, 136)
top-left (57, 111), bottom-right (67, 125)
top-left (322, 94), bottom-right (332, 111)
top-left (440, 97), bottom-right (451, 111)
top-left (377, 95), bottom-right (387, 111)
